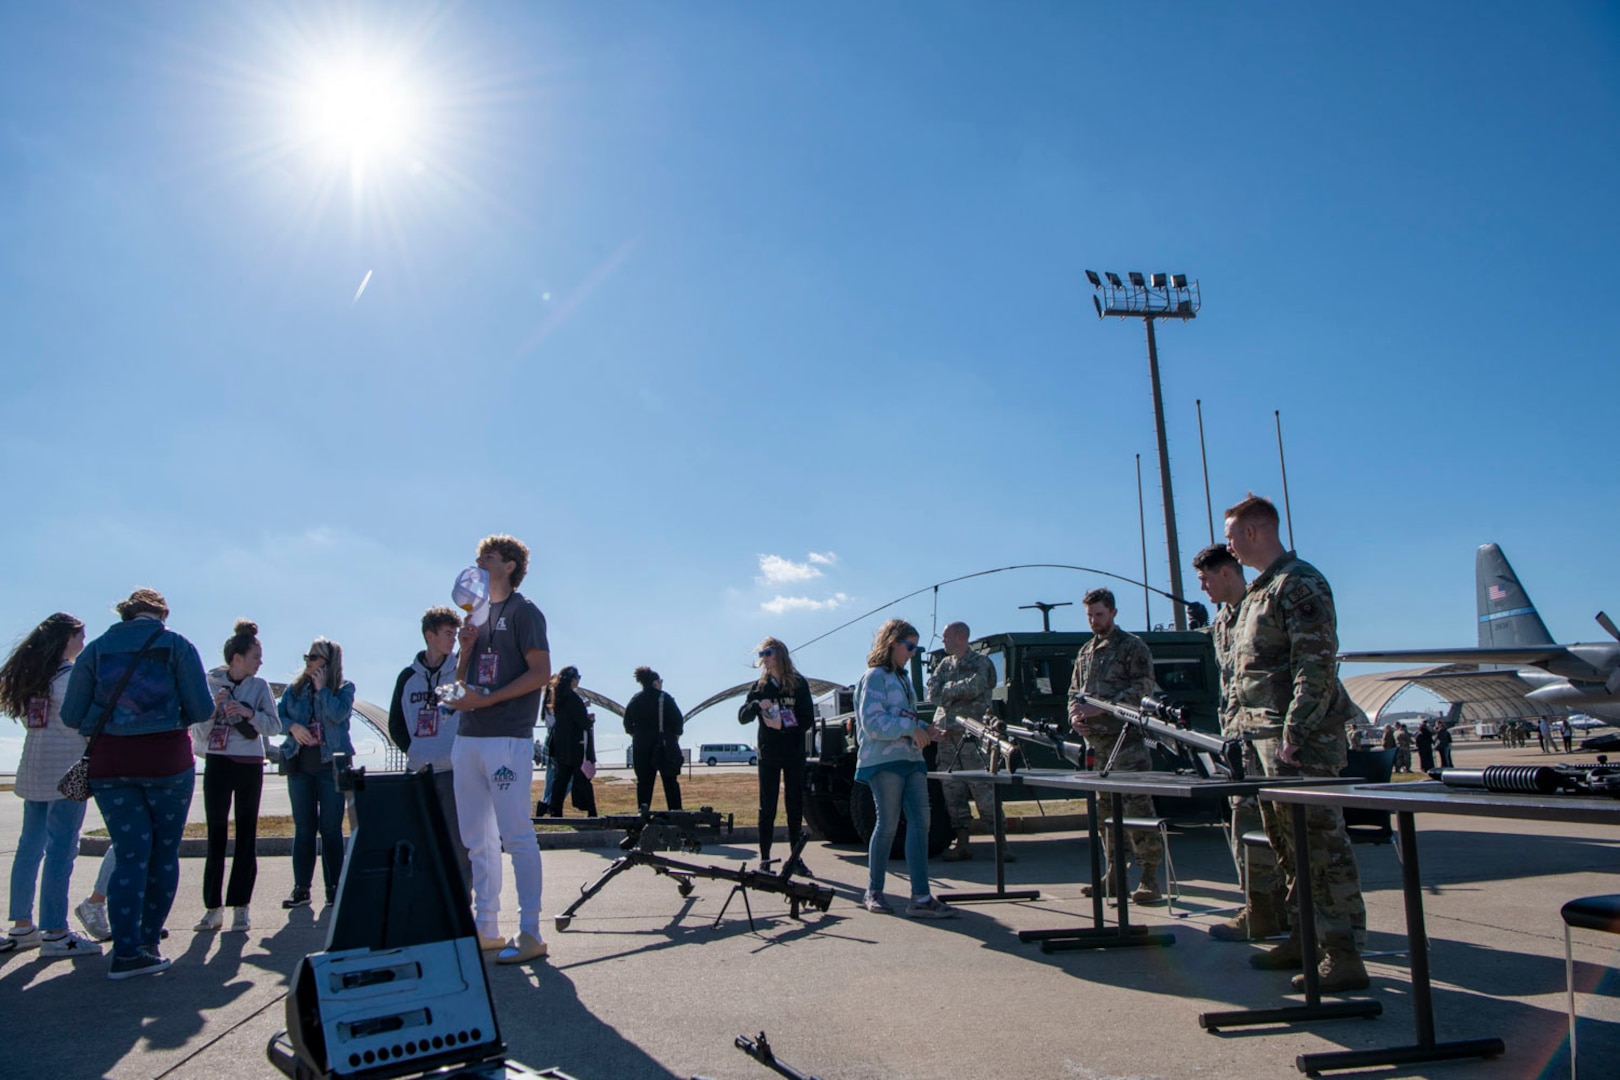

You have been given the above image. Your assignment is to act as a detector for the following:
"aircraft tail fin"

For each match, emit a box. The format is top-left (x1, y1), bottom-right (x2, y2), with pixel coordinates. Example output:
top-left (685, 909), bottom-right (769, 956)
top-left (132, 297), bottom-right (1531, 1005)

top-left (1476, 543), bottom-right (1554, 648)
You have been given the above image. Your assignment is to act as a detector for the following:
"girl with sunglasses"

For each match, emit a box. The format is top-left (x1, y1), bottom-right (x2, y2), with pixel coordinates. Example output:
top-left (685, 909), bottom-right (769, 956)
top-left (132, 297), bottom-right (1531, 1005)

top-left (276, 638), bottom-right (355, 910)
top-left (854, 620), bottom-right (956, 918)
top-left (738, 637), bottom-right (815, 873)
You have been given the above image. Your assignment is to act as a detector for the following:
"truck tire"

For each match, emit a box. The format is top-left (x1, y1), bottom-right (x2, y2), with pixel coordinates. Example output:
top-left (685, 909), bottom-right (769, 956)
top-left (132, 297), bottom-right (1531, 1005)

top-left (802, 788), bottom-right (860, 844)
top-left (850, 779), bottom-right (953, 859)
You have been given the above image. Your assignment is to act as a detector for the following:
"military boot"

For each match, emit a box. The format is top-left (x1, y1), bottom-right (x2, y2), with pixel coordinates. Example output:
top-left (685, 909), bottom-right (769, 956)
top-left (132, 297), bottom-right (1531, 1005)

top-left (1208, 907), bottom-right (1256, 942)
top-left (1293, 942), bottom-right (1370, 993)
top-left (942, 828), bottom-right (973, 862)
top-left (1080, 871), bottom-right (1116, 900)
top-left (1132, 866), bottom-right (1164, 905)
top-left (1248, 933), bottom-right (1306, 971)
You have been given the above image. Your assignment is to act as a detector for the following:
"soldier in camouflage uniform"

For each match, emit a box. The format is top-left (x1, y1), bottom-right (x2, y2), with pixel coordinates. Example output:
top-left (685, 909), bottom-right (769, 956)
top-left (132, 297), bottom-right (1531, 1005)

top-left (1193, 543), bottom-right (1286, 942)
top-left (927, 621), bottom-right (1005, 862)
top-left (1067, 588), bottom-right (1165, 904)
top-left (1224, 493), bottom-right (1370, 994)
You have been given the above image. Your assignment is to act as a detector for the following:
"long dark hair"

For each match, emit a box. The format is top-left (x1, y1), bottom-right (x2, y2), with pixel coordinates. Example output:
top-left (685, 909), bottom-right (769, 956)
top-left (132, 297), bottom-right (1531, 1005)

top-left (0, 613), bottom-right (84, 719)
top-left (546, 666), bottom-right (580, 711)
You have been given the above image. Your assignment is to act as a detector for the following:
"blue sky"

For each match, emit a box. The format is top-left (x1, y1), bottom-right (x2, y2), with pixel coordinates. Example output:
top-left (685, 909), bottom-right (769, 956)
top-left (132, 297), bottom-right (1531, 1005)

top-left (3, 2), bottom-right (1617, 768)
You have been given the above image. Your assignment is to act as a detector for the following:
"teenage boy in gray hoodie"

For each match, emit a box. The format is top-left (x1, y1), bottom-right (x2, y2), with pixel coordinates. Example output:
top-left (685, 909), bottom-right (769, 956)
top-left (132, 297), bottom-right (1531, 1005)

top-left (387, 606), bottom-right (473, 899)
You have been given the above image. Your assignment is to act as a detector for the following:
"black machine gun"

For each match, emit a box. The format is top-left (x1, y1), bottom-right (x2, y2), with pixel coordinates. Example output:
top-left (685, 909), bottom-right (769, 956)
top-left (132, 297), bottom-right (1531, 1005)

top-left (534, 805), bottom-right (733, 854)
top-left (1078, 694), bottom-right (1246, 780)
top-left (733, 1032), bottom-right (823, 1080)
top-left (541, 809), bottom-right (835, 932)
top-left (1428, 760), bottom-right (1620, 798)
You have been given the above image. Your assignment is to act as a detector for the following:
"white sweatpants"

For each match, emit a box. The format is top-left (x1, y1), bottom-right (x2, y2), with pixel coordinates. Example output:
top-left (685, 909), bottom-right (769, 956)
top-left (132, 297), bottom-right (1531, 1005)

top-left (451, 735), bottom-right (542, 939)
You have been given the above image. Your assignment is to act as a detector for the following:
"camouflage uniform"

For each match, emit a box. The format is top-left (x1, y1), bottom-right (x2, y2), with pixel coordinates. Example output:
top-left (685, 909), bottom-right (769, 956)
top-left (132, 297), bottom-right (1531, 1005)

top-left (928, 649), bottom-right (1001, 833)
top-left (1231, 552), bottom-right (1367, 954)
top-left (1211, 601), bottom-right (1282, 919)
top-left (1067, 627), bottom-right (1163, 880)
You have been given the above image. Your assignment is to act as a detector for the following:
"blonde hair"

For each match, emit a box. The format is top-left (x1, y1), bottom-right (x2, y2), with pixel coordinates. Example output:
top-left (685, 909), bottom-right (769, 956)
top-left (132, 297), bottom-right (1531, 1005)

top-left (290, 637), bottom-right (344, 695)
top-left (866, 619), bottom-right (920, 672)
top-left (753, 637), bottom-right (800, 690)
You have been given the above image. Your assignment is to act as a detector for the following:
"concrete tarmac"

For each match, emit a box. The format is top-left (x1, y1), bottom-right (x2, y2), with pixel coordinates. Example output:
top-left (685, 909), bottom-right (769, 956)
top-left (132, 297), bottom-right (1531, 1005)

top-left (3, 742), bottom-right (1618, 1079)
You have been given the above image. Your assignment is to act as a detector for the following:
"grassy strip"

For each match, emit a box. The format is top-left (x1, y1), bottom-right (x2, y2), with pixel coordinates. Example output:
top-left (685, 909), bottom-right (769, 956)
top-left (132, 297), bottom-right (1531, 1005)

top-left (78, 771), bottom-right (1099, 839)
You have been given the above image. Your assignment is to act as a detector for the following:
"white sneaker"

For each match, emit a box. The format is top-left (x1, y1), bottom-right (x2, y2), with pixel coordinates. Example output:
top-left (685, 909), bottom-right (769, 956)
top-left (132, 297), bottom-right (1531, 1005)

top-left (75, 899), bottom-right (112, 942)
top-left (40, 930), bottom-right (103, 959)
top-left (228, 907), bottom-right (251, 933)
top-left (194, 908), bottom-right (224, 932)
top-left (496, 932), bottom-right (548, 964)
top-left (3, 927), bottom-right (41, 952)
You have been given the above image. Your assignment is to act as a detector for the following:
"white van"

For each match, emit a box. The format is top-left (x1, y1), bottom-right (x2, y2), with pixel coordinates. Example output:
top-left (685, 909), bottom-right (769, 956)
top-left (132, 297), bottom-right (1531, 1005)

top-left (698, 743), bottom-right (757, 766)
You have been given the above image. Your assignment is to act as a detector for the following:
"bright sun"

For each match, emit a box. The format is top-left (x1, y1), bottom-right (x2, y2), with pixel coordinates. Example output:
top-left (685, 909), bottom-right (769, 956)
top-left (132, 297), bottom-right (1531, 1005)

top-left (299, 61), bottom-right (414, 159)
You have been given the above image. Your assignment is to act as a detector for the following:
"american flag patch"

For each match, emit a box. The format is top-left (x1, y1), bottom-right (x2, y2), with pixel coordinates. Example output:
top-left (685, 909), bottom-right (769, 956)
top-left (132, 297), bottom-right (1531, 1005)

top-left (1489, 584), bottom-right (1508, 601)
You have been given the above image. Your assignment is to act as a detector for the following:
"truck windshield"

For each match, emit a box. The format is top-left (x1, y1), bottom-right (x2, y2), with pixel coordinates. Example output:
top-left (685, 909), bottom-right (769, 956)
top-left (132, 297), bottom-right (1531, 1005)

top-left (1154, 657), bottom-right (1207, 694)
top-left (1021, 654), bottom-right (1074, 701)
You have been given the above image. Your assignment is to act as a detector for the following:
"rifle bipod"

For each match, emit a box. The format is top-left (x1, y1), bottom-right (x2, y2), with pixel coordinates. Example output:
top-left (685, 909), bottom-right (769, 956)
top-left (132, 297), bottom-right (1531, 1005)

top-left (551, 833), bottom-right (834, 932)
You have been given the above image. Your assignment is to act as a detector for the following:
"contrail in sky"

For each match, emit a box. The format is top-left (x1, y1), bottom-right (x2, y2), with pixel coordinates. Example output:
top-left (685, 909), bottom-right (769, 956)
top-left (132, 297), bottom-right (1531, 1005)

top-left (353, 269), bottom-right (373, 304)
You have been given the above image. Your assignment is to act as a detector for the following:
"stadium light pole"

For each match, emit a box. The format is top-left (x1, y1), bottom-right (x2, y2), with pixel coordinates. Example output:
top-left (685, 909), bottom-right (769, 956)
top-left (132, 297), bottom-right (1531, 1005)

top-left (1085, 269), bottom-right (1201, 631)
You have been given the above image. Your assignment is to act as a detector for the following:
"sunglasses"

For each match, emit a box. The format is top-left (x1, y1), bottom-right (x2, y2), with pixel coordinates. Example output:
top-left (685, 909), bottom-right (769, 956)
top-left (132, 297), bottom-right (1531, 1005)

top-left (303, 653), bottom-right (324, 662)
top-left (900, 640), bottom-right (921, 653)
top-left (758, 648), bottom-right (776, 658)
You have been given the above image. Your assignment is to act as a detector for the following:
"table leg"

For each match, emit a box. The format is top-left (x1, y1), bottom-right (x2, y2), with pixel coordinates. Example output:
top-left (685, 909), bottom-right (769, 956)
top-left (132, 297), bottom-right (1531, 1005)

top-left (1199, 794), bottom-right (1380, 1032)
top-left (939, 783), bottom-right (1039, 905)
top-left (1292, 811), bottom-right (1503, 1074)
top-left (1033, 790), bottom-right (1172, 953)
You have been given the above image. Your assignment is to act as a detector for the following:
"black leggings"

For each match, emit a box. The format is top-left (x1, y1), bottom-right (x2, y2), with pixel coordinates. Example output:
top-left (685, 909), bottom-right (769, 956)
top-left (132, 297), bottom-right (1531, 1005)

top-left (202, 755), bottom-right (263, 909)
top-left (757, 752), bottom-right (805, 859)
top-left (632, 737), bottom-right (683, 811)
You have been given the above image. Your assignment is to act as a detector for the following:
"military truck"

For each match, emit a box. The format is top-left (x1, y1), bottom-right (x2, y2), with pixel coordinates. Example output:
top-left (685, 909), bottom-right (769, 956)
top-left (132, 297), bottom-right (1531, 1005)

top-left (801, 628), bottom-right (1222, 855)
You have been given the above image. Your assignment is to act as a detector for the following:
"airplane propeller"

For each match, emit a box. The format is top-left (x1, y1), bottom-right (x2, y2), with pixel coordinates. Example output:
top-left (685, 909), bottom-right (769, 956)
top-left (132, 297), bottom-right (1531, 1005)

top-left (1600, 613), bottom-right (1620, 694)
top-left (1597, 611), bottom-right (1620, 642)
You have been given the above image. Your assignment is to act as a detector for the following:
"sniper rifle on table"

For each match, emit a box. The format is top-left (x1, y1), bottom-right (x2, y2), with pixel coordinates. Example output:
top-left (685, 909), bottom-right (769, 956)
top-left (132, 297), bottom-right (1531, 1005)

top-left (1078, 694), bottom-right (1246, 780)
top-left (536, 808), bottom-right (835, 932)
top-left (1000, 716), bottom-right (1088, 770)
top-left (941, 713), bottom-right (1026, 775)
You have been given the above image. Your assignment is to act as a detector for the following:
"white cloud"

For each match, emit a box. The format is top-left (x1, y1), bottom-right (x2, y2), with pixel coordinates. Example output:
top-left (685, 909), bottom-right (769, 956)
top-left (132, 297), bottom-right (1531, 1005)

top-left (807, 551), bottom-right (837, 566)
top-left (760, 592), bottom-right (850, 615)
top-left (757, 554), bottom-right (823, 585)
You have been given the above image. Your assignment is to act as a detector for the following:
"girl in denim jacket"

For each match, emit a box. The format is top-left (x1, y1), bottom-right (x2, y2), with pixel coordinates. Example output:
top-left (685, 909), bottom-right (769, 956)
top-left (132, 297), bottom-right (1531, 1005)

top-left (277, 638), bottom-right (355, 909)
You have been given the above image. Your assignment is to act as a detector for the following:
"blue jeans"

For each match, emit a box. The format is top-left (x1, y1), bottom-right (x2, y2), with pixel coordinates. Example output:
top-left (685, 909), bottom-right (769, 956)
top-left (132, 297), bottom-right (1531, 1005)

top-left (91, 770), bottom-right (194, 959)
top-left (541, 759), bottom-right (570, 808)
top-left (865, 767), bottom-right (931, 899)
top-left (288, 767), bottom-right (346, 892)
top-left (9, 798), bottom-right (88, 930)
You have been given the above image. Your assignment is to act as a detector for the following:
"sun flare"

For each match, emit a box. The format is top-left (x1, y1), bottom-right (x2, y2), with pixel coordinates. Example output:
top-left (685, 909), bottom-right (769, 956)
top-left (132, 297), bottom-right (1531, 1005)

top-left (299, 61), bottom-right (414, 159)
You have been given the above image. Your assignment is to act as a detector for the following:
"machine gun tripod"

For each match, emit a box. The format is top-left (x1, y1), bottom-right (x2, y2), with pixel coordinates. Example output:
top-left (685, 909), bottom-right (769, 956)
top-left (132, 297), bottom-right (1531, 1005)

top-left (540, 808), bottom-right (834, 932)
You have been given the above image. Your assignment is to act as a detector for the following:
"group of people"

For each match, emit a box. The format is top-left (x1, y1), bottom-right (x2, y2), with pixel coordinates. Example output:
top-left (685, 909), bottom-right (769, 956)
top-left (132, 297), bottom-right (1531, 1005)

top-left (0, 533), bottom-right (564, 978)
top-left (3, 500), bottom-right (1499, 997)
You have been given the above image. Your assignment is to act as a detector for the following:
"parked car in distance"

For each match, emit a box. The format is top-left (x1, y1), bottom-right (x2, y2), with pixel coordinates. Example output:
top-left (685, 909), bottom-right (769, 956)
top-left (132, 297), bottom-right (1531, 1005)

top-left (698, 743), bottom-right (757, 766)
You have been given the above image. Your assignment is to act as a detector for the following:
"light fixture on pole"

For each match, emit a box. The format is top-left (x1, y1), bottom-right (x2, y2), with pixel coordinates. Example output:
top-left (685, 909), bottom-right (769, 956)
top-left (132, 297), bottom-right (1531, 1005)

top-left (1085, 268), bottom-right (1202, 630)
